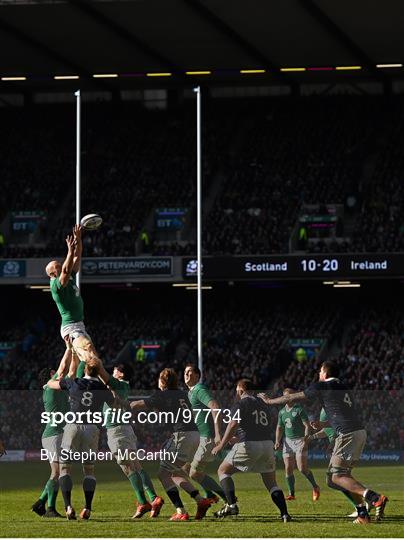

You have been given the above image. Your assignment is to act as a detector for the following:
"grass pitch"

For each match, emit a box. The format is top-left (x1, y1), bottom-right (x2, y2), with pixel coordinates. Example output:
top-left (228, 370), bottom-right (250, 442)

top-left (0, 462), bottom-right (402, 537)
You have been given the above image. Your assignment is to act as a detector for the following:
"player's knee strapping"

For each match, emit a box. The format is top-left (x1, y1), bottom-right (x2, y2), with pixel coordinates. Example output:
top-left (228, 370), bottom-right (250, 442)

top-left (328, 465), bottom-right (352, 477)
top-left (326, 467), bottom-right (351, 491)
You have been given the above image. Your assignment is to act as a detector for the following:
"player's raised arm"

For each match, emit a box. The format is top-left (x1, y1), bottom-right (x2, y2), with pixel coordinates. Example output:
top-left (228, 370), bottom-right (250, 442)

top-left (56, 348), bottom-right (72, 379)
top-left (46, 378), bottom-right (62, 390)
top-left (59, 234), bottom-right (76, 287)
top-left (72, 224), bottom-right (83, 274)
top-left (67, 350), bottom-right (80, 379)
top-left (258, 391), bottom-right (306, 406)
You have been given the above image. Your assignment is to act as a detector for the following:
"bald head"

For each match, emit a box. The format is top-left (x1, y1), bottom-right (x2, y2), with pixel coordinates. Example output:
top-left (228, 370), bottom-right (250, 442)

top-left (45, 260), bottom-right (61, 278)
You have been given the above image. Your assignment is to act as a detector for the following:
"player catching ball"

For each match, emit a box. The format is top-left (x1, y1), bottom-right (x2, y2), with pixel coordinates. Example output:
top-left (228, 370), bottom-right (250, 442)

top-left (45, 224), bottom-right (96, 362)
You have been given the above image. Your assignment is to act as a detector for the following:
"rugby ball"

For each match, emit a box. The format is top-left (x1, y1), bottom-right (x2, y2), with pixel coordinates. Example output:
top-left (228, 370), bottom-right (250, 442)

top-left (80, 213), bottom-right (102, 230)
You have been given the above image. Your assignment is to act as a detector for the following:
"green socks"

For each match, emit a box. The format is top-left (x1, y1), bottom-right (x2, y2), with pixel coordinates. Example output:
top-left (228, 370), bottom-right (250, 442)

top-left (138, 469), bottom-right (157, 502)
top-left (128, 472), bottom-right (147, 505)
top-left (302, 470), bottom-right (318, 488)
top-left (47, 479), bottom-right (59, 508)
top-left (39, 484), bottom-right (48, 504)
top-left (39, 479), bottom-right (59, 507)
top-left (286, 475), bottom-right (295, 496)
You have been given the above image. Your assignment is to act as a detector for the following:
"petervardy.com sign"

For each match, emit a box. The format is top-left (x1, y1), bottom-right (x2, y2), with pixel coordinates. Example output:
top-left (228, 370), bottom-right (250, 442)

top-left (82, 257), bottom-right (172, 277)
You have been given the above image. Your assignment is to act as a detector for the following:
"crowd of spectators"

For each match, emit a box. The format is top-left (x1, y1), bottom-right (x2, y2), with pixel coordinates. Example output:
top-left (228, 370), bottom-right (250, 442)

top-left (1, 96), bottom-right (403, 259)
top-left (0, 289), bottom-right (341, 450)
top-left (3, 289), bottom-right (402, 453)
top-left (201, 96), bottom-right (377, 255)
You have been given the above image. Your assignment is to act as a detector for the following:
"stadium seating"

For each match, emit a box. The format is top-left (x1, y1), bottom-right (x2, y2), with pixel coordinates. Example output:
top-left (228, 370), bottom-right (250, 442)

top-left (0, 290), bottom-right (401, 452)
top-left (1, 96), bottom-right (403, 258)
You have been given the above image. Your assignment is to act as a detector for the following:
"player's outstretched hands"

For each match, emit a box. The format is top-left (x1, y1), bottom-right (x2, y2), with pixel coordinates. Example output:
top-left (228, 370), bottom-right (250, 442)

top-left (73, 224), bottom-right (82, 240)
top-left (258, 392), bottom-right (270, 403)
top-left (310, 420), bottom-right (321, 430)
top-left (66, 234), bottom-right (77, 251)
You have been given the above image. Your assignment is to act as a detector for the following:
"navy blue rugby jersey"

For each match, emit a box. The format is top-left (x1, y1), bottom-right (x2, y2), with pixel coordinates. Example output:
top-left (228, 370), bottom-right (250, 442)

top-left (231, 395), bottom-right (272, 442)
top-left (143, 389), bottom-right (197, 433)
top-left (304, 378), bottom-right (363, 435)
top-left (59, 376), bottom-right (114, 415)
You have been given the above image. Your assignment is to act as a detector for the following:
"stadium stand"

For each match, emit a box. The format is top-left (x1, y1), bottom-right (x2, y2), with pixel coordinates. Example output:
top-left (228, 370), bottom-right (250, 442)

top-left (1, 287), bottom-right (401, 452)
top-left (1, 96), bottom-right (403, 258)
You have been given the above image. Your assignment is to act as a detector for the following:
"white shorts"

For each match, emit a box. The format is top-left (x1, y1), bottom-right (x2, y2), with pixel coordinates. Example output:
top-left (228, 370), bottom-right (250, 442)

top-left (42, 433), bottom-right (63, 463)
top-left (60, 321), bottom-right (90, 341)
top-left (61, 424), bottom-right (99, 463)
top-left (225, 440), bottom-right (276, 473)
top-left (190, 436), bottom-right (216, 472)
top-left (283, 437), bottom-right (307, 457)
top-left (331, 429), bottom-right (367, 467)
top-left (107, 425), bottom-right (138, 464)
top-left (160, 431), bottom-right (200, 472)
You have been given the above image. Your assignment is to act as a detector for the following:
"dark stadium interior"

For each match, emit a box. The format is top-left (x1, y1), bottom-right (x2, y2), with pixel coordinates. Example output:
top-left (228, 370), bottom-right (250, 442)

top-left (0, 3), bottom-right (403, 534)
top-left (1, 95), bottom-right (403, 259)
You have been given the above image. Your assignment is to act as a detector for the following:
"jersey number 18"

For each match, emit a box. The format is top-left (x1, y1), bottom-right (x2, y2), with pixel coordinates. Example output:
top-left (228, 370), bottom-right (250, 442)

top-left (252, 410), bottom-right (269, 426)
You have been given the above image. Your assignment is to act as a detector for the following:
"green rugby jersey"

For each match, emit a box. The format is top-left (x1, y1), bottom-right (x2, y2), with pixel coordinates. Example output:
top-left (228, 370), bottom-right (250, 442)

top-left (278, 404), bottom-right (308, 439)
top-left (50, 273), bottom-right (84, 327)
top-left (319, 407), bottom-right (336, 442)
top-left (188, 383), bottom-right (215, 438)
top-left (103, 376), bottom-right (130, 429)
top-left (42, 374), bottom-right (70, 438)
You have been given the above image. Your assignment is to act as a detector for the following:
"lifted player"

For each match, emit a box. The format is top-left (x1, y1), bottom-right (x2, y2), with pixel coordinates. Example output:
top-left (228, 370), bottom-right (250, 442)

top-left (212, 379), bottom-right (291, 522)
top-left (259, 361), bottom-right (388, 525)
top-left (183, 364), bottom-right (226, 505)
top-left (45, 225), bottom-right (96, 362)
top-left (130, 368), bottom-right (211, 521)
top-left (275, 388), bottom-right (320, 501)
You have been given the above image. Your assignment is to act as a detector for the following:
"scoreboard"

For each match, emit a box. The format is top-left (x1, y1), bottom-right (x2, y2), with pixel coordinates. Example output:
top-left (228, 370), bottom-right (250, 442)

top-left (182, 254), bottom-right (404, 280)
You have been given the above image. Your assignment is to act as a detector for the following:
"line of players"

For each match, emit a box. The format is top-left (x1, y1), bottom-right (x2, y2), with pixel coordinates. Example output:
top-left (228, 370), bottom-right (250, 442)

top-left (35, 227), bottom-right (388, 524)
top-left (33, 348), bottom-right (292, 522)
top-left (33, 350), bottom-right (388, 525)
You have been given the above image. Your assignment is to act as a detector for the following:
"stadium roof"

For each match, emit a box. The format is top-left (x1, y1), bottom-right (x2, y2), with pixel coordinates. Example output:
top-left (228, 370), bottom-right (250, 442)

top-left (0, 0), bottom-right (403, 90)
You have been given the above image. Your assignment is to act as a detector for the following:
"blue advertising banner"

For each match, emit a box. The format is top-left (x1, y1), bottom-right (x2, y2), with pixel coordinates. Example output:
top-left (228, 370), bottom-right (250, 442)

top-left (0, 260), bottom-right (26, 278)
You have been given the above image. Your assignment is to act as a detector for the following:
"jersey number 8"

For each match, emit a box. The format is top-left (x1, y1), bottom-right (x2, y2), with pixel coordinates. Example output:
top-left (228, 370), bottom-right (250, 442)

top-left (81, 391), bottom-right (93, 407)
